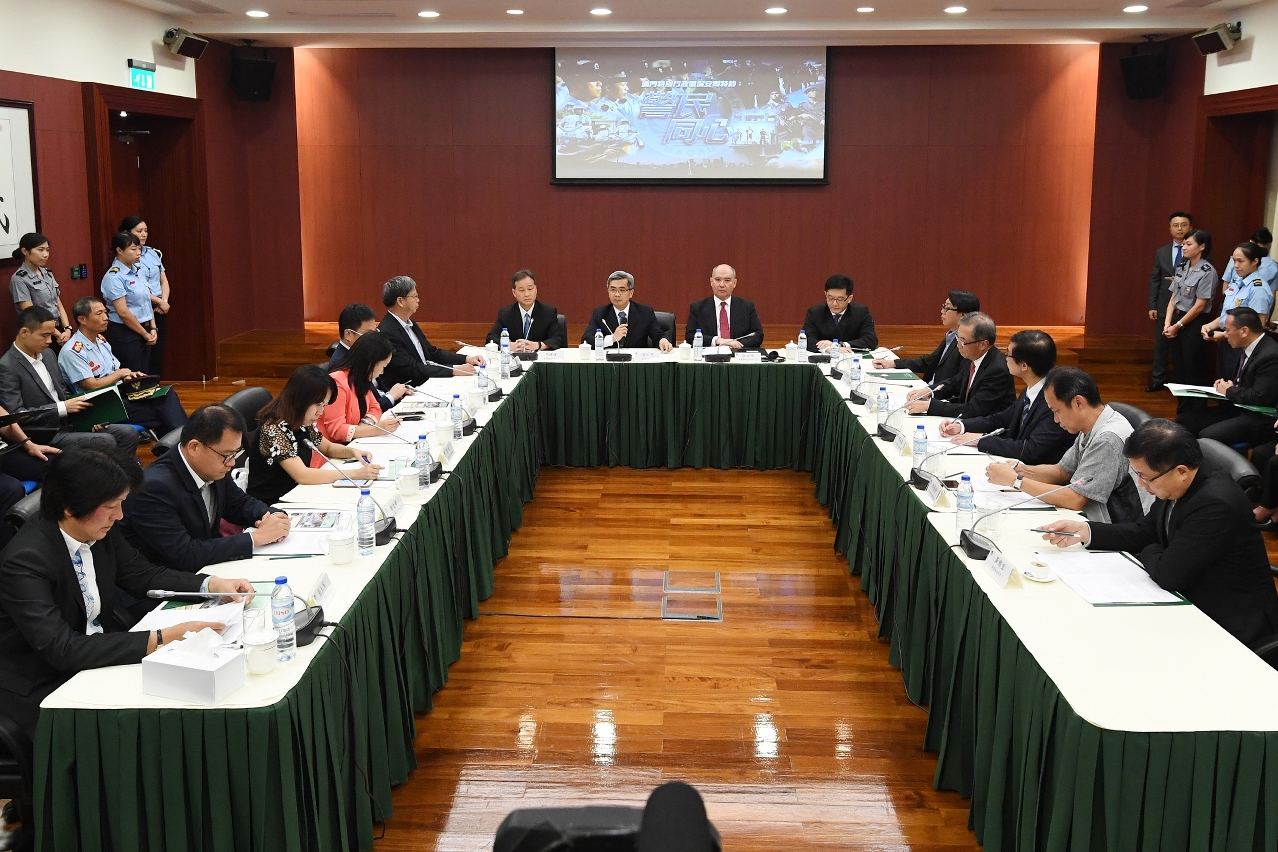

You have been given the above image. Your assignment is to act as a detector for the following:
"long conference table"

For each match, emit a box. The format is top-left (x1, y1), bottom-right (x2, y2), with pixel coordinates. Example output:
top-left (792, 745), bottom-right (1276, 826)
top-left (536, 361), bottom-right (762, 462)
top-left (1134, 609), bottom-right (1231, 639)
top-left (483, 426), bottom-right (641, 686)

top-left (32, 348), bottom-right (1278, 852)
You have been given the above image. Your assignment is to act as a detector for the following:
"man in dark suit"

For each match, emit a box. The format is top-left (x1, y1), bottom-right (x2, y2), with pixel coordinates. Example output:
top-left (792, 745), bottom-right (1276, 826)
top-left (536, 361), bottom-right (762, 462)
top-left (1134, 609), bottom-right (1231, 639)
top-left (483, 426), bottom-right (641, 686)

top-left (485, 269), bottom-right (567, 352)
top-left (905, 312), bottom-right (1015, 419)
top-left (683, 263), bottom-right (764, 349)
top-left (0, 448), bottom-right (253, 737)
top-left (581, 271), bottom-right (674, 351)
top-left (379, 276), bottom-right (487, 387)
top-left (0, 305), bottom-right (138, 466)
top-left (1147, 212), bottom-right (1192, 392)
top-left (1041, 419), bottom-right (1278, 649)
top-left (326, 303), bottom-right (393, 410)
top-left (937, 329), bottom-right (1073, 465)
top-left (121, 404), bottom-right (289, 572)
top-left (1177, 307), bottom-right (1278, 445)
top-left (874, 289), bottom-right (978, 387)
top-left (801, 274), bottom-right (877, 352)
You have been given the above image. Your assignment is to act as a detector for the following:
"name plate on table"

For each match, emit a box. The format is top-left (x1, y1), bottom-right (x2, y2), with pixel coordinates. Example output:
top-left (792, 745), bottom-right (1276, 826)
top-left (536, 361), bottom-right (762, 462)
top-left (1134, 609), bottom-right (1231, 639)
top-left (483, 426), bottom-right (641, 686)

top-left (539, 349), bottom-right (563, 362)
top-left (925, 475), bottom-right (950, 508)
top-left (384, 492), bottom-right (405, 517)
top-left (734, 351), bottom-right (762, 364)
top-left (893, 430), bottom-right (911, 456)
top-left (441, 441), bottom-right (456, 462)
top-left (308, 573), bottom-right (333, 608)
top-left (985, 552), bottom-right (1015, 588)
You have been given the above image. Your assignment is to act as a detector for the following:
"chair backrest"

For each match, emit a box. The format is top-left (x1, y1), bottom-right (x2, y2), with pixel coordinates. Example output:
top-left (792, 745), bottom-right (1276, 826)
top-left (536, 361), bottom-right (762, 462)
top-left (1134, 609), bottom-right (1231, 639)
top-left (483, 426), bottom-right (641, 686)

top-left (4, 490), bottom-right (40, 533)
top-left (1252, 634), bottom-right (1278, 670)
top-left (151, 425), bottom-right (183, 457)
top-left (1199, 437), bottom-right (1263, 499)
top-left (557, 314), bottom-right (567, 345)
top-left (221, 386), bottom-right (273, 432)
top-left (1108, 402), bottom-right (1152, 430)
top-left (0, 706), bottom-right (34, 807)
top-left (325, 340), bottom-right (339, 358)
top-left (654, 311), bottom-right (676, 343)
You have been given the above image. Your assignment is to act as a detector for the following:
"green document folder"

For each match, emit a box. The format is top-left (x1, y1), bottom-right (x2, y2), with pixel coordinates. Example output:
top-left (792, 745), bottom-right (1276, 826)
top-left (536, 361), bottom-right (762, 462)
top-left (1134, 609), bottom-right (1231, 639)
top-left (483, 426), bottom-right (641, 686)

top-left (67, 386), bottom-right (128, 432)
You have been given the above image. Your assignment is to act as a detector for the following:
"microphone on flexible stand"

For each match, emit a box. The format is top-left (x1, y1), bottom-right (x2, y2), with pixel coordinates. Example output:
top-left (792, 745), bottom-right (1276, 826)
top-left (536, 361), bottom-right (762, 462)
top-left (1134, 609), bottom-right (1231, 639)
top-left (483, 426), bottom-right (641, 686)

top-left (704, 331), bottom-right (758, 362)
top-left (425, 359), bottom-right (503, 401)
top-left (846, 379), bottom-right (913, 405)
top-left (606, 325), bottom-right (632, 361)
top-left (830, 346), bottom-right (905, 381)
top-left (876, 386), bottom-right (935, 441)
top-left (959, 476), bottom-right (1092, 560)
top-left (303, 439), bottom-right (398, 546)
top-left (909, 428), bottom-right (1005, 489)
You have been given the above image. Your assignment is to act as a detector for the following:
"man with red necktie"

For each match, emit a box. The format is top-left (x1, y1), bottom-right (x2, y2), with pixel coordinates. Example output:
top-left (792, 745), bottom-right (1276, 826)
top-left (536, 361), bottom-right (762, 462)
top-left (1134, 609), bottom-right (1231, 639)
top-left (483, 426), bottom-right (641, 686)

top-left (683, 263), bottom-right (765, 350)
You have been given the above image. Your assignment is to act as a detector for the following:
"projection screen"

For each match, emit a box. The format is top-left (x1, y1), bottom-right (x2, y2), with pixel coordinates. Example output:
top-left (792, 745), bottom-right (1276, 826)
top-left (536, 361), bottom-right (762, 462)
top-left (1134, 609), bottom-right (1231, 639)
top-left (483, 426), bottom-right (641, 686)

top-left (553, 47), bottom-right (828, 184)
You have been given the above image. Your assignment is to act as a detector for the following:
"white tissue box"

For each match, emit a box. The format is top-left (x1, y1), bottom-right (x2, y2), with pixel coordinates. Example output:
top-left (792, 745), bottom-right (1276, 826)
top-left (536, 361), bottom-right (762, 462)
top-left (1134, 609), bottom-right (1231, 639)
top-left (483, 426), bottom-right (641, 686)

top-left (141, 642), bottom-right (246, 705)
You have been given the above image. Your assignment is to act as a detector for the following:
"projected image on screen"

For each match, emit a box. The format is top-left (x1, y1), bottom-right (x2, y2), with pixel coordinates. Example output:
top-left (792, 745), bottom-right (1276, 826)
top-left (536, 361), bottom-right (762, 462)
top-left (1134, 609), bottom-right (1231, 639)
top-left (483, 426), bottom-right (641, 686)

top-left (554, 48), bottom-right (827, 182)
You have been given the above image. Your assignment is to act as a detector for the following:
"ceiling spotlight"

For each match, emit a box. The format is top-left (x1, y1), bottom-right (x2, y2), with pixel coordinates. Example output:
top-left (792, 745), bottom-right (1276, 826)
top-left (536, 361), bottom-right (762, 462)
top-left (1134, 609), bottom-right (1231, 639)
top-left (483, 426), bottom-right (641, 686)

top-left (766, 6), bottom-right (788, 13)
top-left (591, 7), bottom-right (611, 15)
top-left (418, 10), bottom-right (440, 17)
top-left (944, 5), bottom-right (967, 12)
top-left (246, 9), bottom-right (269, 17)
top-left (119, 111), bottom-right (128, 118)
top-left (857, 6), bottom-right (874, 10)
top-left (1123, 4), bottom-right (1148, 11)
top-left (507, 8), bottom-right (524, 13)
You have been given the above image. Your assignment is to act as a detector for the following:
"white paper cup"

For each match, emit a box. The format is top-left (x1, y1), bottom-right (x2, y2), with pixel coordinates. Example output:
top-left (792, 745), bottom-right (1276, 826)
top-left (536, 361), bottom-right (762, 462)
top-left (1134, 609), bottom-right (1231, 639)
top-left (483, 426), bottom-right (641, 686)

top-left (485, 341), bottom-right (498, 352)
top-left (677, 343), bottom-right (693, 362)
top-left (434, 421), bottom-right (452, 444)
top-left (243, 629), bottom-right (279, 675)
top-left (327, 530), bottom-right (355, 564)
top-left (398, 467), bottom-right (420, 495)
top-left (784, 343), bottom-right (798, 362)
top-left (467, 390), bottom-right (484, 412)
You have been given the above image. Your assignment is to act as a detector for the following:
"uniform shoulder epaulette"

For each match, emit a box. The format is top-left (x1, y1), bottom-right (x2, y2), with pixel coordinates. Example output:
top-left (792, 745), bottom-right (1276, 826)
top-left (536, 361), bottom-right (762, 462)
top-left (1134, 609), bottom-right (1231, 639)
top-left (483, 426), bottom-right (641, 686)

top-left (109, 266), bottom-right (120, 274)
top-left (71, 341), bottom-right (83, 353)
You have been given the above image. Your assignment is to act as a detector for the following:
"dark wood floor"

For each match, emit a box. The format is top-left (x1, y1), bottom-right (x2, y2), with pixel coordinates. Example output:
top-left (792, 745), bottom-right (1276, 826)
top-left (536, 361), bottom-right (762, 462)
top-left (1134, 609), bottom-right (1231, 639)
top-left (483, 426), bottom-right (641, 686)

top-left (376, 468), bottom-right (977, 852)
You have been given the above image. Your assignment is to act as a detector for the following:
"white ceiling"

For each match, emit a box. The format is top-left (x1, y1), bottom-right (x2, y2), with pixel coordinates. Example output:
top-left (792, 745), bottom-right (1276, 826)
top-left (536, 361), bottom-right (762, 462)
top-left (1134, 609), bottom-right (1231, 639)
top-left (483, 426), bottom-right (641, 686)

top-left (126, 0), bottom-right (1259, 47)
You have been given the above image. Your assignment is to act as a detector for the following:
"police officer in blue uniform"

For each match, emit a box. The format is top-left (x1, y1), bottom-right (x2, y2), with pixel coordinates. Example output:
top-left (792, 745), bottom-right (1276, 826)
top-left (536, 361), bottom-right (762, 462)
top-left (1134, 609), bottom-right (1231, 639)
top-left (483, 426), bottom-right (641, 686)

top-left (58, 296), bottom-right (187, 436)
top-left (100, 231), bottom-right (156, 373)
top-left (1203, 242), bottom-right (1274, 378)
top-left (1163, 229), bottom-right (1219, 411)
top-left (1221, 227), bottom-right (1278, 294)
top-left (119, 217), bottom-right (171, 375)
top-left (8, 232), bottom-right (71, 347)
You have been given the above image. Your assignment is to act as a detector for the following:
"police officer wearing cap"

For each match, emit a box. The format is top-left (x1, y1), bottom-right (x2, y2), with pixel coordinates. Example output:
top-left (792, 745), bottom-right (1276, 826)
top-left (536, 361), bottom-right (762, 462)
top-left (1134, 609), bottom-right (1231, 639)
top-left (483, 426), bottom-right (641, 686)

top-left (9, 233), bottom-right (71, 347)
top-left (101, 231), bottom-right (156, 374)
top-left (1203, 242), bottom-right (1272, 379)
top-left (1163, 228), bottom-right (1218, 411)
top-left (119, 217), bottom-right (170, 375)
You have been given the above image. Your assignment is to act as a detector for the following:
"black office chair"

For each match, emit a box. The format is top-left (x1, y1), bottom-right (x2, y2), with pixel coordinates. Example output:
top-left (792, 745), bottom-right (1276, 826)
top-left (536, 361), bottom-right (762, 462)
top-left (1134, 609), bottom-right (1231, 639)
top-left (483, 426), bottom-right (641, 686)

top-left (151, 425), bottom-right (184, 457)
top-left (4, 491), bottom-right (40, 535)
top-left (1252, 635), bottom-right (1278, 670)
top-left (221, 386), bottom-right (272, 432)
top-left (557, 314), bottom-right (568, 348)
top-left (654, 311), bottom-right (676, 345)
top-left (1109, 402), bottom-right (1152, 430)
top-left (325, 341), bottom-right (339, 358)
top-left (0, 709), bottom-right (34, 851)
top-left (1199, 438), bottom-right (1262, 500)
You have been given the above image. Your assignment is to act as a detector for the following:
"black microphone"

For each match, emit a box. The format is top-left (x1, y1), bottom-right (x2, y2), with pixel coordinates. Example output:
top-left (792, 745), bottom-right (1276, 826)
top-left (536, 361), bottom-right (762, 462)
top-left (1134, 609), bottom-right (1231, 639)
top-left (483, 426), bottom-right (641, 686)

top-left (425, 360), bottom-right (503, 401)
top-left (846, 379), bottom-right (912, 405)
top-left (411, 386), bottom-right (481, 435)
top-left (908, 427), bottom-right (1004, 489)
top-left (876, 386), bottom-right (935, 441)
top-left (605, 325), bottom-right (633, 361)
top-left (303, 439), bottom-right (398, 545)
top-left (958, 476), bottom-right (1092, 560)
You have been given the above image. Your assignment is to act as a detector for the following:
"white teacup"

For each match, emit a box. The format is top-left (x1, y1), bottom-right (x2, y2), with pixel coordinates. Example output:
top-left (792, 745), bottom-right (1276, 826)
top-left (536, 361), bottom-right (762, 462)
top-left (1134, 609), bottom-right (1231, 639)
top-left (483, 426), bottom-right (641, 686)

top-left (677, 342), bottom-right (693, 362)
top-left (327, 529), bottom-right (355, 564)
top-left (484, 341), bottom-right (498, 352)
top-left (243, 629), bottom-right (279, 675)
top-left (398, 467), bottom-right (420, 496)
top-left (784, 343), bottom-right (798, 362)
top-left (434, 420), bottom-right (452, 444)
top-left (578, 342), bottom-right (592, 361)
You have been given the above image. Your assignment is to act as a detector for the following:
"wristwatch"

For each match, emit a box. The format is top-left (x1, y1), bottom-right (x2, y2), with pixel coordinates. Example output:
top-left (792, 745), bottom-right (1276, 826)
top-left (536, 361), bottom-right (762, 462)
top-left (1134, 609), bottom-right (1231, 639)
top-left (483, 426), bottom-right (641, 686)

top-left (1013, 475), bottom-right (1025, 491)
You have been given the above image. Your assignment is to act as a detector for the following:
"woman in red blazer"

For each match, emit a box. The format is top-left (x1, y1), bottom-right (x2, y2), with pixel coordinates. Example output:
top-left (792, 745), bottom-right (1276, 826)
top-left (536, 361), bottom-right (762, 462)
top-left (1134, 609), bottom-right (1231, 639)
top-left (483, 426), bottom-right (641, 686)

top-left (318, 332), bottom-right (410, 443)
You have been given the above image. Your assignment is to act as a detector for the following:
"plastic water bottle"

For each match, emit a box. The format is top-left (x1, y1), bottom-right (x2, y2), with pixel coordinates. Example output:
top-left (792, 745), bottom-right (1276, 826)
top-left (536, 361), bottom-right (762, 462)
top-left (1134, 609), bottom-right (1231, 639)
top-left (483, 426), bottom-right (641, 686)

top-left (451, 393), bottom-right (464, 440)
top-left (830, 338), bottom-right (839, 357)
top-left (357, 489), bottom-right (376, 556)
top-left (271, 577), bottom-right (296, 662)
top-left (797, 329), bottom-right (807, 360)
top-left (415, 434), bottom-right (433, 487)
top-left (912, 424), bottom-right (928, 469)
top-left (956, 475), bottom-right (975, 534)
top-left (477, 363), bottom-right (489, 392)
top-left (594, 328), bottom-right (605, 361)
top-left (875, 386), bottom-right (890, 425)
top-left (499, 328), bottom-right (512, 380)
top-left (849, 356), bottom-right (861, 383)
top-left (693, 329), bottom-right (704, 360)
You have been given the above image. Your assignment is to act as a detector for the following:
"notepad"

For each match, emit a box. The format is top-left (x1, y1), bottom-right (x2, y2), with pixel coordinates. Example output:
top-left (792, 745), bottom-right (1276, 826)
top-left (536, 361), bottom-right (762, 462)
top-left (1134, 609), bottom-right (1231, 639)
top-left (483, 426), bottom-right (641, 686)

top-left (1032, 550), bottom-right (1186, 606)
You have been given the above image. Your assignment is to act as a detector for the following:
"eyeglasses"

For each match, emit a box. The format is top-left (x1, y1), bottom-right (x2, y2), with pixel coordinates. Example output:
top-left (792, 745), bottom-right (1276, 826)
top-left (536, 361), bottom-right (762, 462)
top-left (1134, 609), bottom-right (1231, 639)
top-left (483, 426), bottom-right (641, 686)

top-left (203, 442), bottom-right (245, 466)
top-left (941, 303), bottom-right (958, 313)
top-left (825, 294), bottom-right (850, 305)
top-left (956, 336), bottom-right (981, 348)
top-left (1130, 465), bottom-right (1173, 485)
top-left (607, 286), bottom-right (632, 295)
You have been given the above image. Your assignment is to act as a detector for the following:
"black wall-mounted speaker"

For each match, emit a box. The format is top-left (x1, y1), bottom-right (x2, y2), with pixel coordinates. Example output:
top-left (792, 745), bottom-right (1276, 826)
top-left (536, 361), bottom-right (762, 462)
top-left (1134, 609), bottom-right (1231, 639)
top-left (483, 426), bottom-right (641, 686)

top-left (229, 53), bottom-right (276, 102)
top-left (1120, 50), bottom-right (1168, 100)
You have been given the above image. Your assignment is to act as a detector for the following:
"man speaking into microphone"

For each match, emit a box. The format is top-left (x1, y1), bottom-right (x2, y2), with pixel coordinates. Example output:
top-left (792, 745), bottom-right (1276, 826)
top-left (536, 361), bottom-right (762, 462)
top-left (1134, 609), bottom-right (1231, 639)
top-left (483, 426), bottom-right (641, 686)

top-left (582, 271), bottom-right (674, 352)
top-left (684, 264), bottom-right (764, 350)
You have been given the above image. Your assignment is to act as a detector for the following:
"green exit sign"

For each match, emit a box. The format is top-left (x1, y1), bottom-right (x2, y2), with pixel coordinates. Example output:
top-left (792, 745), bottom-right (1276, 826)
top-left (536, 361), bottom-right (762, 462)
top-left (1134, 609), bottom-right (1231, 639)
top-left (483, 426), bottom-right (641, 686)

top-left (128, 59), bottom-right (156, 91)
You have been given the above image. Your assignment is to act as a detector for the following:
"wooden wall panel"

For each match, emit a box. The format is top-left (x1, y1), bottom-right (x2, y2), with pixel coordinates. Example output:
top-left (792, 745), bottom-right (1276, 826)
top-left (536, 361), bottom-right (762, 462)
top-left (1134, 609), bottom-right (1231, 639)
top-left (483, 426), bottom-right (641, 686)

top-left (296, 44), bottom-right (1103, 331)
top-left (1085, 37), bottom-right (1204, 336)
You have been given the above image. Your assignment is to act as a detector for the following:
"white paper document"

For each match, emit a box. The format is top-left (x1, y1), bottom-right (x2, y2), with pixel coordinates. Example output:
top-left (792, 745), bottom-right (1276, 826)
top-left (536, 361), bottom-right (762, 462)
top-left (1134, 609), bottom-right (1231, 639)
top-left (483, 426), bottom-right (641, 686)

top-left (1033, 550), bottom-right (1184, 605)
top-left (253, 509), bottom-right (353, 555)
top-left (132, 601), bottom-right (246, 644)
top-left (1164, 383), bottom-right (1227, 399)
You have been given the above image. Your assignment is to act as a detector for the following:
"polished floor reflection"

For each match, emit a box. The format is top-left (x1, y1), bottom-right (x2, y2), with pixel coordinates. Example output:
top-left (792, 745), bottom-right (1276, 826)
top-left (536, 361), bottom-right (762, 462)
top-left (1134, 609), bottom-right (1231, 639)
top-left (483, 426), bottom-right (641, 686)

top-left (376, 468), bottom-right (980, 851)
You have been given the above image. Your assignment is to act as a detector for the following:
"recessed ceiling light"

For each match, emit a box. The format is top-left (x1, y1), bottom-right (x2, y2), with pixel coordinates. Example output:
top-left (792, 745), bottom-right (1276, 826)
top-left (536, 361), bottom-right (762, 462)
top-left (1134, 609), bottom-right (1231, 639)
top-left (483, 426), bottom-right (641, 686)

top-left (591, 7), bottom-right (611, 15)
top-left (1123, 4), bottom-right (1148, 11)
top-left (119, 111), bottom-right (128, 118)
top-left (246, 9), bottom-right (269, 17)
top-left (507, 8), bottom-right (523, 14)
top-left (944, 5), bottom-right (967, 12)
top-left (857, 6), bottom-right (874, 11)
top-left (766, 6), bottom-right (788, 13)
top-left (418, 10), bottom-right (440, 17)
